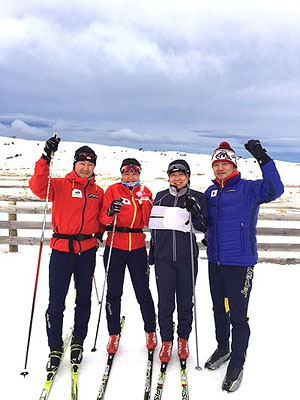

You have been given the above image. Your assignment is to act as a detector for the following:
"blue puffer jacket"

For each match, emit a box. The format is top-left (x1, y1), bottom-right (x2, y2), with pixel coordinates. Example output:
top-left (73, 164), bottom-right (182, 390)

top-left (205, 160), bottom-right (284, 266)
top-left (150, 186), bottom-right (208, 262)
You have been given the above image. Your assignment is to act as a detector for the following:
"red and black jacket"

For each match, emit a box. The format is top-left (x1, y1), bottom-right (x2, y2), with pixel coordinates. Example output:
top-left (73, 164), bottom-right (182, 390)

top-left (100, 182), bottom-right (152, 251)
top-left (29, 157), bottom-right (105, 254)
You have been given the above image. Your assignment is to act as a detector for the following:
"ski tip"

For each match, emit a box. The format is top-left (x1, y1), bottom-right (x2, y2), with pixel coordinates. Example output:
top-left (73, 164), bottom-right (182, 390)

top-left (20, 370), bottom-right (29, 378)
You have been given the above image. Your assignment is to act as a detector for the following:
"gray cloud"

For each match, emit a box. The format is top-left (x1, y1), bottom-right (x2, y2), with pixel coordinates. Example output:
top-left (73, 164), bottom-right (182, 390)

top-left (0, 1), bottom-right (300, 162)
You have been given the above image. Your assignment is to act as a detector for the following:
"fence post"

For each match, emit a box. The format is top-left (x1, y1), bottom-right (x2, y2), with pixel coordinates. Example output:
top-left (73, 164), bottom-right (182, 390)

top-left (8, 200), bottom-right (18, 252)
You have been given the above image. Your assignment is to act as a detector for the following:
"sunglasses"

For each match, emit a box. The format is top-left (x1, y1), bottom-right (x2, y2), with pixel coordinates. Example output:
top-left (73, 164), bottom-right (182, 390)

top-left (75, 152), bottom-right (97, 163)
top-left (167, 164), bottom-right (189, 175)
top-left (120, 165), bottom-right (141, 173)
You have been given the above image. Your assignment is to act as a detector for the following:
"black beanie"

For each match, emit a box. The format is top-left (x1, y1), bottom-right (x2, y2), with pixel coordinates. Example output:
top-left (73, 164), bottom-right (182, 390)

top-left (167, 159), bottom-right (191, 176)
top-left (74, 146), bottom-right (97, 165)
top-left (120, 158), bottom-right (141, 169)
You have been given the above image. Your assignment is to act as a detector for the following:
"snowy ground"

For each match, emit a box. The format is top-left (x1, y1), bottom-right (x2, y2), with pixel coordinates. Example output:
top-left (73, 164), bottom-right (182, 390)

top-left (1, 246), bottom-right (299, 399)
top-left (0, 136), bottom-right (299, 399)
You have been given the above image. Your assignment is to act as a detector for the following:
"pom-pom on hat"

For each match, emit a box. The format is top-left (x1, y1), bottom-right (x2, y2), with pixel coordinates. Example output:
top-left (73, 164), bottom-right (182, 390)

top-left (74, 146), bottom-right (97, 165)
top-left (211, 141), bottom-right (237, 168)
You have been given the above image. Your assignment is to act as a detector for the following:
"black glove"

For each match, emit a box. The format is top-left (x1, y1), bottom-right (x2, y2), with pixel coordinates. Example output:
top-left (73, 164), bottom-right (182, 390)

top-left (184, 196), bottom-right (201, 219)
top-left (107, 198), bottom-right (123, 216)
top-left (42, 135), bottom-right (61, 163)
top-left (95, 232), bottom-right (103, 243)
top-left (95, 232), bottom-right (103, 249)
top-left (244, 139), bottom-right (271, 166)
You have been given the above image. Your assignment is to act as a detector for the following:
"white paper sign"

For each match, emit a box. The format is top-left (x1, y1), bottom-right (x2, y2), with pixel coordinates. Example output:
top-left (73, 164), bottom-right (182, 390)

top-left (149, 205), bottom-right (192, 233)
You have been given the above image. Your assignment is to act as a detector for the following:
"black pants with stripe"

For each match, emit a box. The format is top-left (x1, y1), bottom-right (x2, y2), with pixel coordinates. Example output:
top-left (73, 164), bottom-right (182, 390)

top-left (46, 247), bottom-right (96, 351)
top-left (155, 257), bottom-right (198, 342)
top-left (104, 246), bottom-right (156, 335)
top-left (208, 261), bottom-right (254, 369)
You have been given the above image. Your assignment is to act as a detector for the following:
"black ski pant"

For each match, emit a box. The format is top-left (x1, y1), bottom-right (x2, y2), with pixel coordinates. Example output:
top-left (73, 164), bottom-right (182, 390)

top-left (104, 246), bottom-right (156, 335)
top-left (154, 257), bottom-right (198, 342)
top-left (46, 247), bottom-right (96, 351)
top-left (208, 261), bottom-right (254, 369)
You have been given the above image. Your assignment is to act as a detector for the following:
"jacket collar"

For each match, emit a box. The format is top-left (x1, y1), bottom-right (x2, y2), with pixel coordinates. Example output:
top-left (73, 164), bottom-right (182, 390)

top-left (168, 185), bottom-right (189, 197)
top-left (65, 169), bottom-right (96, 186)
top-left (213, 170), bottom-right (240, 189)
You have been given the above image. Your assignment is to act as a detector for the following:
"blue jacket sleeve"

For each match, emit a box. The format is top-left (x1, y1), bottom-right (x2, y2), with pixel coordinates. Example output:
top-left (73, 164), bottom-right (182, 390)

top-left (247, 159), bottom-right (284, 205)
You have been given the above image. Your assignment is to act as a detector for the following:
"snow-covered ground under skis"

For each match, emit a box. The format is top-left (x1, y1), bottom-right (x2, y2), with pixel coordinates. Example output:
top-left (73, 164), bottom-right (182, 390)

top-left (0, 136), bottom-right (299, 399)
top-left (1, 247), bottom-right (300, 399)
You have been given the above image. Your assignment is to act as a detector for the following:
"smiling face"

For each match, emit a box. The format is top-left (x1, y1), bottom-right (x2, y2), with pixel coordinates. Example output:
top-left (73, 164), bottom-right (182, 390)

top-left (121, 170), bottom-right (140, 183)
top-left (168, 171), bottom-right (189, 190)
top-left (212, 161), bottom-right (235, 181)
top-left (74, 160), bottom-right (95, 178)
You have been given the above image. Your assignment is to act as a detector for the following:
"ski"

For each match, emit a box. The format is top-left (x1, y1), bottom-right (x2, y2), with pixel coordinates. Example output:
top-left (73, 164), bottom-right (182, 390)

top-left (96, 316), bottom-right (125, 400)
top-left (70, 364), bottom-right (79, 400)
top-left (143, 349), bottom-right (154, 400)
top-left (180, 359), bottom-right (189, 400)
top-left (153, 362), bottom-right (168, 400)
top-left (39, 327), bottom-right (73, 400)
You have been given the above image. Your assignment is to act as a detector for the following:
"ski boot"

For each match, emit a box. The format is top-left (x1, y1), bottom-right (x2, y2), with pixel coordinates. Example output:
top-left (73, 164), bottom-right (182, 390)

top-left (46, 350), bottom-right (63, 372)
top-left (146, 332), bottom-right (158, 350)
top-left (222, 365), bottom-right (243, 392)
top-left (70, 344), bottom-right (84, 365)
top-left (107, 334), bottom-right (120, 354)
top-left (205, 348), bottom-right (230, 370)
top-left (159, 341), bottom-right (173, 363)
top-left (178, 338), bottom-right (189, 360)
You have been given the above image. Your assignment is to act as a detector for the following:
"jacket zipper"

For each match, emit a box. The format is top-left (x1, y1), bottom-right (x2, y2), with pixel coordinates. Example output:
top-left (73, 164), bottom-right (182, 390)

top-left (172, 193), bottom-right (179, 262)
top-left (129, 192), bottom-right (138, 252)
top-left (77, 181), bottom-right (89, 253)
top-left (216, 188), bottom-right (221, 265)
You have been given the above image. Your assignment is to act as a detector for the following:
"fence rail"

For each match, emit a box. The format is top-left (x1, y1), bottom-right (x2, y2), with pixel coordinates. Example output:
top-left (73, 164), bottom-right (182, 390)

top-left (0, 178), bottom-right (300, 264)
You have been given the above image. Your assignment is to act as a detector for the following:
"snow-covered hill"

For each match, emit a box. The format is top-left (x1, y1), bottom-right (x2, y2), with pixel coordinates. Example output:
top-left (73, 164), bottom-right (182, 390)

top-left (0, 136), bottom-right (299, 205)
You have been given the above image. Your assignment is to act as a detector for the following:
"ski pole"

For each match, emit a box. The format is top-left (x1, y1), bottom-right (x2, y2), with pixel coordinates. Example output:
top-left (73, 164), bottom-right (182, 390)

top-left (189, 212), bottom-right (202, 371)
top-left (21, 133), bottom-right (58, 377)
top-left (91, 211), bottom-right (118, 352)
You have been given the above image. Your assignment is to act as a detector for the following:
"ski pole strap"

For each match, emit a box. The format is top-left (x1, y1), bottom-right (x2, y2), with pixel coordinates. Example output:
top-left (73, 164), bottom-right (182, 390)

top-left (105, 226), bottom-right (143, 233)
top-left (52, 233), bottom-right (96, 253)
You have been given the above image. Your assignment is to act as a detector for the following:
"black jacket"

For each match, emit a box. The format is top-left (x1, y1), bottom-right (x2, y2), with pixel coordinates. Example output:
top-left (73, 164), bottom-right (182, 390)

top-left (150, 186), bottom-right (208, 263)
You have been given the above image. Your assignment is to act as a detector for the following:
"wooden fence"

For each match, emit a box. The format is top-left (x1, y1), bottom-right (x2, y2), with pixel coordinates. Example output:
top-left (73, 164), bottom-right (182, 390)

top-left (0, 177), bottom-right (299, 264)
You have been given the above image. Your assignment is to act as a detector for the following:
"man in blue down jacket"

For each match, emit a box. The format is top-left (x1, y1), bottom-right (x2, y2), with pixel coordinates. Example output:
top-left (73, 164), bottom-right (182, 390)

top-left (149, 159), bottom-right (208, 364)
top-left (204, 140), bottom-right (284, 392)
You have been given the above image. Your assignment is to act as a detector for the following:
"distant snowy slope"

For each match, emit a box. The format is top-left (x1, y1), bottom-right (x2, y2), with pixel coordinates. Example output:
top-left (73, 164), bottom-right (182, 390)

top-left (0, 135), bottom-right (299, 204)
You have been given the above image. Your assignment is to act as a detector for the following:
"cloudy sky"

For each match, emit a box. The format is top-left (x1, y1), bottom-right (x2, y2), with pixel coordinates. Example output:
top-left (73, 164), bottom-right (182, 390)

top-left (1, 0), bottom-right (300, 162)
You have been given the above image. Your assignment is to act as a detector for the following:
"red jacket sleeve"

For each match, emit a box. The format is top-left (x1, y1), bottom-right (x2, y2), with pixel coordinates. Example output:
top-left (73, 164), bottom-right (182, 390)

top-left (29, 157), bottom-right (55, 200)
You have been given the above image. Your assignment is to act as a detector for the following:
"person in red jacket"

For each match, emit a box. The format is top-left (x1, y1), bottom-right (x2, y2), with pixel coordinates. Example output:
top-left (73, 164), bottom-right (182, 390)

top-left (99, 158), bottom-right (157, 354)
top-left (29, 136), bottom-right (105, 371)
